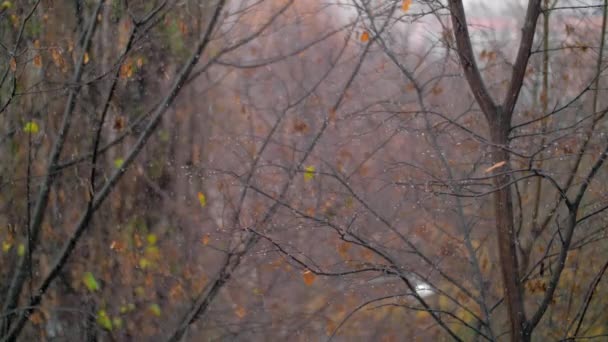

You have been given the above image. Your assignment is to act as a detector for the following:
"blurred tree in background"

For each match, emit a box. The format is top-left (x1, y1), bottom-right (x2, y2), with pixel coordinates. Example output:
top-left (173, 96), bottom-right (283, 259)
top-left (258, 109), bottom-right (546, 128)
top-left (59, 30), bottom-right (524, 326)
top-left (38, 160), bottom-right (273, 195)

top-left (1, 0), bottom-right (608, 341)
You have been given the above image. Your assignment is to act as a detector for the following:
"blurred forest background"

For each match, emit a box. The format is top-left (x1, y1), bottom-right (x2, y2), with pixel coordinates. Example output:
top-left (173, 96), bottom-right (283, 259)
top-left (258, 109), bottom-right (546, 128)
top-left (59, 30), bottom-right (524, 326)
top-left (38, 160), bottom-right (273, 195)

top-left (1, 0), bottom-right (608, 341)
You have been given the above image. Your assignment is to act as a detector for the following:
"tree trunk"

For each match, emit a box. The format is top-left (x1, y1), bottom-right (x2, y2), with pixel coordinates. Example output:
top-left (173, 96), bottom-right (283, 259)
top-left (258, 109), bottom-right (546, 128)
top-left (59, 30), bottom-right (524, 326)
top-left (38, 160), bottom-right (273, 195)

top-left (490, 119), bottom-right (528, 342)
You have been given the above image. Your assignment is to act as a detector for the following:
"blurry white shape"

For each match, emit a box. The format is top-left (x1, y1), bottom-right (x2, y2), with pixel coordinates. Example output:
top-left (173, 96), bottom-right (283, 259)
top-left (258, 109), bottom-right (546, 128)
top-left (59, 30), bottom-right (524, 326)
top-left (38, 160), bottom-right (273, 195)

top-left (365, 275), bottom-right (435, 298)
top-left (414, 281), bottom-right (434, 298)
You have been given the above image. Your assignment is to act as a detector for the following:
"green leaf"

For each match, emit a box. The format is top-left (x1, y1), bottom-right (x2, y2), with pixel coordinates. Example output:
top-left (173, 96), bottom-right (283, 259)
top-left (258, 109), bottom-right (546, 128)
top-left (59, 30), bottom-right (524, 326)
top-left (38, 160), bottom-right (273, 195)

top-left (304, 166), bottom-right (315, 181)
top-left (82, 272), bottom-right (100, 292)
top-left (112, 317), bottom-right (123, 329)
top-left (148, 303), bottom-right (161, 317)
top-left (17, 243), bottom-right (25, 257)
top-left (97, 310), bottom-right (113, 330)
top-left (113, 158), bottom-right (124, 169)
top-left (23, 121), bottom-right (39, 134)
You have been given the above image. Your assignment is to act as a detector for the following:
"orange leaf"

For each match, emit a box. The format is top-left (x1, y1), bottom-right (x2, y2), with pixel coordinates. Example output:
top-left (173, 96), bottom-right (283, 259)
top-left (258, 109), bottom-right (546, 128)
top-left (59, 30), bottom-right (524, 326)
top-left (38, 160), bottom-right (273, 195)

top-left (325, 319), bottom-right (336, 336)
top-left (360, 31), bottom-right (370, 42)
top-left (302, 270), bottom-right (316, 286)
top-left (201, 234), bottom-right (210, 245)
top-left (109, 240), bottom-right (125, 252)
top-left (9, 57), bottom-right (16, 72)
top-left (337, 242), bottom-right (351, 259)
top-left (235, 306), bottom-right (246, 319)
top-left (33, 54), bottom-right (42, 68)
top-left (120, 61), bottom-right (133, 79)
top-left (485, 161), bottom-right (506, 173)
top-left (329, 108), bottom-right (337, 123)
top-left (402, 0), bottom-right (412, 11)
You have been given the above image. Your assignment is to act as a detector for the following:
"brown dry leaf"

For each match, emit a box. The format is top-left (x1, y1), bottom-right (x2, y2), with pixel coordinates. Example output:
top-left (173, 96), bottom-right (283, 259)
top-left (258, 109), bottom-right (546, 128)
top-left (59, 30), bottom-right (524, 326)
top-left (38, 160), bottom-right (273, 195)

top-left (402, 0), bottom-right (412, 11)
top-left (178, 20), bottom-right (188, 35)
top-left (484, 161), bottom-right (506, 173)
top-left (293, 119), bottom-right (309, 133)
top-left (329, 108), bottom-right (337, 123)
top-left (431, 86), bottom-right (443, 95)
top-left (29, 311), bottom-right (45, 325)
top-left (33, 54), bottom-right (42, 68)
top-left (337, 242), bottom-right (351, 259)
top-left (9, 57), bottom-right (16, 72)
top-left (169, 284), bottom-right (184, 300)
top-left (302, 270), bottom-right (316, 286)
top-left (113, 116), bottom-right (125, 131)
top-left (325, 319), bottom-right (336, 336)
top-left (360, 31), bottom-right (370, 42)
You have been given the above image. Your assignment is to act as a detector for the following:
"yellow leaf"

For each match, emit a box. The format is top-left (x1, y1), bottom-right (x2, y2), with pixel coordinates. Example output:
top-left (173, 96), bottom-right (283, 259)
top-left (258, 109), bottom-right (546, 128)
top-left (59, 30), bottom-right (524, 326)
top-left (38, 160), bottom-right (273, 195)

top-left (304, 166), bottom-right (315, 181)
top-left (17, 243), bottom-right (25, 257)
top-left (484, 161), bottom-right (506, 173)
top-left (360, 31), bottom-right (370, 42)
top-left (148, 303), bottom-right (161, 317)
top-left (2, 241), bottom-right (12, 253)
top-left (415, 310), bottom-right (430, 321)
top-left (402, 0), bottom-right (412, 11)
top-left (197, 192), bottom-right (207, 207)
top-left (201, 234), bottom-right (210, 245)
top-left (1, 1), bottom-right (12, 9)
top-left (23, 121), bottom-right (39, 134)
top-left (302, 270), bottom-right (316, 286)
top-left (146, 234), bottom-right (157, 245)
top-left (113, 158), bottom-right (124, 169)
top-left (139, 258), bottom-right (152, 269)
top-left (83, 52), bottom-right (90, 64)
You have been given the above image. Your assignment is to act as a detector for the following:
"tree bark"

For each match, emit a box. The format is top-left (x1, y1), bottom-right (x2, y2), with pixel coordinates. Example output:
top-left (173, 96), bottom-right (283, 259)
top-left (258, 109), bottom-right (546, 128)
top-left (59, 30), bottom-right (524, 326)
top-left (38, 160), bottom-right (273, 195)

top-left (489, 119), bottom-right (528, 342)
top-left (448, 0), bottom-right (542, 340)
